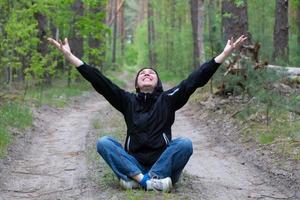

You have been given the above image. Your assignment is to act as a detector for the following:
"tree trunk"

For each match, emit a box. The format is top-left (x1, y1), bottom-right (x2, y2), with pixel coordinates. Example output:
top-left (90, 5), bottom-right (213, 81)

top-left (112, 0), bottom-right (118, 63)
top-left (221, 0), bottom-right (251, 46)
top-left (166, 0), bottom-right (180, 69)
top-left (207, 0), bottom-right (219, 56)
top-left (148, 0), bottom-right (156, 67)
top-left (34, 12), bottom-right (51, 85)
top-left (106, 0), bottom-right (114, 25)
top-left (69, 0), bottom-right (84, 86)
top-left (70, 0), bottom-right (84, 60)
top-left (207, 0), bottom-right (218, 94)
top-left (190, 0), bottom-right (204, 68)
top-left (50, 21), bottom-right (64, 75)
top-left (297, 1), bottom-right (300, 52)
top-left (88, 2), bottom-right (106, 69)
top-left (273, 0), bottom-right (289, 62)
top-left (138, 0), bottom-right (147, 24)
top-left (118, 0), bottom-right (125, 58)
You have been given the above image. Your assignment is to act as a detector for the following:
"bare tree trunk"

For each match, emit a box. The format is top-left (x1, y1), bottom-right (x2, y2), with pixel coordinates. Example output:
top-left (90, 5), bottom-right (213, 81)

top-left (148, 0), bottom-right (156, 67)
top-left (50, 22), bottom-right (64, 75)
top-left (118, 0), bottom-right (125, 58)
top-left (69, 0), bottom-right (84, 86)
top-left (138, 0), bottom-right (147, 24)
top-left (6, 67), bottom-right (12, 85)
top-left (112, 0), bottom-right (118, 63)
top-left (190, 0), bottom-right (205, 68)
top-left (70, 0), bottom-right (84, 60)
top-left (34, 12), bottom-right (51, 85)
top-left (207, 0), bottom-right (218, 94)
top-left (106, 0), bottom-right (114, 24)
top-left (221, 0), bottom-right (251, 45)
top-left (273, 0), bottom-right (289, 62)
top-left (166, 0), bottom-right (176, 69)
top-left (88, 1), bottom-right (106, 69)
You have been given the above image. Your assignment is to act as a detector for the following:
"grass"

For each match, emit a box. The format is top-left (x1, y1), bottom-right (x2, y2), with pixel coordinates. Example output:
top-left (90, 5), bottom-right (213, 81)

top-left (24, 80), bottom-right (91, 107)
top-left (0, 102), bottom-right (33, 157)
top-left (0, 79), bottom-right (91, 157)
top-left (0, 125), bottom-right (11, 157)
top-left (235, 101), bottom-right (300, 160)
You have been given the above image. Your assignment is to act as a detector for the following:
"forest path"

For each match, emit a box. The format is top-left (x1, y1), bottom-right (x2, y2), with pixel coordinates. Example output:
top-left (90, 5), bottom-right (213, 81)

top-left (0, 93), bottom-right (104, 200)
top-left (0, 91), bottom-right (296, 200)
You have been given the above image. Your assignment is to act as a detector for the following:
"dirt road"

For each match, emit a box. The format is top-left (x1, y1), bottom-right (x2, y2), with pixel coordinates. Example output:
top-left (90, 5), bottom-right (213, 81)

top-left (0, 93), bottom-right (103, 200)
top-left (0, 92), bottom-right (297, 200)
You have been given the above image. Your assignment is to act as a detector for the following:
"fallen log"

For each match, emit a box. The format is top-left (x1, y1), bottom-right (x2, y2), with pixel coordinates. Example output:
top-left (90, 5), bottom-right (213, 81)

top-left (267, 65), bottom-right (300, 77)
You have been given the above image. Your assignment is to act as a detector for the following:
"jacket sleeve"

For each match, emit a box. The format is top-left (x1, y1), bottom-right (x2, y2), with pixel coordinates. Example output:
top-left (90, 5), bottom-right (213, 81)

top-left (166, 58), bottom-right (221, 111)
top-left (76, 63), bottom-right (130, 113)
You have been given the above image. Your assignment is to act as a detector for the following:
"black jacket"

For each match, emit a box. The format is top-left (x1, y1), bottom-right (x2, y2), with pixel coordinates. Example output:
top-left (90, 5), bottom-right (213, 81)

top-left (77, 58), bottom-right (221, 167)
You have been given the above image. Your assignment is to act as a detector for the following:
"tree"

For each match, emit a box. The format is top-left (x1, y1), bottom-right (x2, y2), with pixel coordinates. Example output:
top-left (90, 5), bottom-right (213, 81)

top-left (34, 12), bottom-right (51, 85)
top-left (273, 0), bottom-right (289, 62)
top-left (190, 0), bottom-right (205, 68)
top-left (138, 0), bottom-right (147, 24)
top-left (112, 0), bottom-right (118, 63)
top-left (221, 0), bottom-right (251, 45)
top-left (70, 0), bottom-right (84, 60)
top-left (118, 0), bottom-right (125, 58)
top-left (297, 1), bottom-right (300, 49)
top-left (87, 1), bottom-right (107, 69)
top-left (147, 0), bottom-right (156, 66)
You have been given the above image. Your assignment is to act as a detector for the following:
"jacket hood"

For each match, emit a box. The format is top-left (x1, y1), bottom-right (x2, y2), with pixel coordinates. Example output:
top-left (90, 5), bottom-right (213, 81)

top-left (134, 67), bottom-right (163, 96)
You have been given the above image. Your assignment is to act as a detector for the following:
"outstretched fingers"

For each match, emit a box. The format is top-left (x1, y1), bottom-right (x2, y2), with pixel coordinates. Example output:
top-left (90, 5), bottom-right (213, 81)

top-left (234, 35), bottom-right (247, 48)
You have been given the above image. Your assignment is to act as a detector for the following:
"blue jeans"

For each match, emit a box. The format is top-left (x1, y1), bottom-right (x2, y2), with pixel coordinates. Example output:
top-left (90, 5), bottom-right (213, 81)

top-left (96, 136), bottom-right (193, 184)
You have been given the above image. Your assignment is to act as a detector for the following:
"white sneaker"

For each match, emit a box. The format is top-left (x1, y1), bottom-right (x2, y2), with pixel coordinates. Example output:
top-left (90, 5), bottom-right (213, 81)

top-left (119, 179), bottom-right (140, 190)
top-left (146, 177), bottom-right (172, 192)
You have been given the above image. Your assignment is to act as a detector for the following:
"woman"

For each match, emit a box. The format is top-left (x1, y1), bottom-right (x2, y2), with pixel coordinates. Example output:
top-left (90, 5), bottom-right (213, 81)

top-left (48, 35), bottom-right (247, 192)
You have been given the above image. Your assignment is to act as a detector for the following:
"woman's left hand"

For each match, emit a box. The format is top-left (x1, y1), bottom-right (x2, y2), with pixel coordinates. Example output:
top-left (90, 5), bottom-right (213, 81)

top-left (223, 35), bottom-right (247, 57)
top-left (214, 35), bottom-right (247, 63)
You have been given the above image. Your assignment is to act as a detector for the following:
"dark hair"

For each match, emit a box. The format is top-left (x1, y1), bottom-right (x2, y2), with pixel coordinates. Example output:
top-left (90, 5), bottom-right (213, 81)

top-left (134, 67), bottom-right (163, 93)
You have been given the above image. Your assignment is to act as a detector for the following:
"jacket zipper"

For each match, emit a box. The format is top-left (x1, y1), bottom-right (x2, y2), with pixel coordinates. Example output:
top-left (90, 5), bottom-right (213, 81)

top-left (126, 136), bottom-right (131, 152)
top-left (162, 133), bottom-right (170, 145)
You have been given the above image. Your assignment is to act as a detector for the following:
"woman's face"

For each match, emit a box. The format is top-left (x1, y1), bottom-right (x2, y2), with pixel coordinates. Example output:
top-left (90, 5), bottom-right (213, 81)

top-left (136, 68), bottom-right (158, 93)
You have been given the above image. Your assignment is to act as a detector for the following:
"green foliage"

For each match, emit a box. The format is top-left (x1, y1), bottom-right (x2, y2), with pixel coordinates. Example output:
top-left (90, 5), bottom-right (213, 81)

top-left (222, 57), bottom-right (299, 156)
top-left (234, 0), bottom-right (245, 8)
top-left (0, 0), bottom-right (108, 89)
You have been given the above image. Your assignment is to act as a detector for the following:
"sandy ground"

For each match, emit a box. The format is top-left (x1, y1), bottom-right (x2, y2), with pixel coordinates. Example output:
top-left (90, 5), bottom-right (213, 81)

top-left (173, 106), bottom-right (297, 200)
top-left (0, 91), bottom-right (298, 200)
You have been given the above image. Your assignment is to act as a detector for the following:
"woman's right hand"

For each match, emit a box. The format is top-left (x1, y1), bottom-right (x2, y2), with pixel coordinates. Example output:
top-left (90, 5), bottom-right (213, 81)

top-left (47, 37), bottom-right (72, 58)
top-left (47, 37), bottom-right (83, 67)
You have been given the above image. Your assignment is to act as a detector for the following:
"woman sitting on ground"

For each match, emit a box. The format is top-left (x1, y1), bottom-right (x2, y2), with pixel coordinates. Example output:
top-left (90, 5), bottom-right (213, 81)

top-left (48, 35), bottom-right (247, 192)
